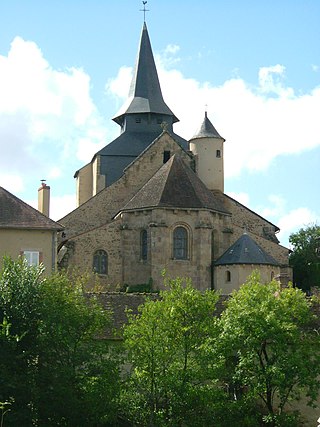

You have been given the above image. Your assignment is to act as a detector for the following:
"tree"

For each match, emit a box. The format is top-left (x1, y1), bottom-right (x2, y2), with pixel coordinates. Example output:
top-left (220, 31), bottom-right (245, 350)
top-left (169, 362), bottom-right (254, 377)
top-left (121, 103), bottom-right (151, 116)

top-left (218, 272), bottom-right (320, 426)
top-left (121, 277), bottom-right (221, 426)
top-left (0, 257), bottom-right (120, 426)
top-left (289, 224), bottom-right (320, 291)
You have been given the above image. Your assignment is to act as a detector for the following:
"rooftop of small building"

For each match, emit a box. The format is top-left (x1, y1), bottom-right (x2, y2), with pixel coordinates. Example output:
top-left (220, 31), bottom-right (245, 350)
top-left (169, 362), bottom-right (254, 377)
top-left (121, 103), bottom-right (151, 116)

top-left (215, 233), bottom-right (280, 266)
top-left (0, 186), bottom-right (63, 231)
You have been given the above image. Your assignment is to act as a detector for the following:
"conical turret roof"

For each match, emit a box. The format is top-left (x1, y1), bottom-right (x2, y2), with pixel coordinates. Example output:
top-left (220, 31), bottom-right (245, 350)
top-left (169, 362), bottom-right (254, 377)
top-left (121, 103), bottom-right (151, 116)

top-left (190, 112), bottom-right (224, 140)
top-left (120, 154), bottom-right (229, 214)
top-left (214, 233), bottom-right (279, 266)
top-left (113, 23), bottom-right (178, 125)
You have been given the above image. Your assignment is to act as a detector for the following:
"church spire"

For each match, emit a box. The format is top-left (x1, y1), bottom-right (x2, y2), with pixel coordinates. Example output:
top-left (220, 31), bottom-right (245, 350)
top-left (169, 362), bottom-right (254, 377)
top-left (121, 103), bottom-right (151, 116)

top-left (113, 23), bottom-right (178, 126)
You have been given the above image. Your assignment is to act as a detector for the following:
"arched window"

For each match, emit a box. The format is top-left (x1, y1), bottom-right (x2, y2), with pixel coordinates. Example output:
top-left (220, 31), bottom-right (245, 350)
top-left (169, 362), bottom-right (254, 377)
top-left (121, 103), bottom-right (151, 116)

top-left (226, 270), bottom-right (231, 282)
top-left (93, 250), bottom-right (108, 275)
top-left (173, 226), bottom-right (188, 259)
top-left (141, 229), bottom-right (148, 260)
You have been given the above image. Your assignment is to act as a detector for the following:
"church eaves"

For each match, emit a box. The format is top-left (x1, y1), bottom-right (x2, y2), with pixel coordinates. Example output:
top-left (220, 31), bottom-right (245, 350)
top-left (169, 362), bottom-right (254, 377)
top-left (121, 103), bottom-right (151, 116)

top-left (214, 233), bottom-right (279, 266)
top-left (120, 154), bottom-right (230, 214)
top-left (113, 22), bottom-right (178, 125)
top-left (190, 111), bottom-right (225, 140)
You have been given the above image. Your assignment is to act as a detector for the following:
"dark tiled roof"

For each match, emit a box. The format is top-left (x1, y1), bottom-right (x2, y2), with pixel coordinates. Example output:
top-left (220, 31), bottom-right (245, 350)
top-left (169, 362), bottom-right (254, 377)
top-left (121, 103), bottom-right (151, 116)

top-left (190, 112), bottom-right (224, 140)
top-left (113, 23), bottom-right (178, 125)
top-left (0, 186), bottom-right (63, 230)
top-left (121, 155), bottom-right (230, 214)
top-left (215, 233), bottom-right (279, 266)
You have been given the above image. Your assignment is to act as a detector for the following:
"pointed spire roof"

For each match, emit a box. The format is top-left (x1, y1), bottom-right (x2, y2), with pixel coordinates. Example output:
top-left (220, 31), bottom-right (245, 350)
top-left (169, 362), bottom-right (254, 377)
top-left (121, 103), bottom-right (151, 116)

top-left (0, 186), bottom-right (63, 230)
top-left (190, 112), bottom-right (225, 140)
top-left (214, 233), bottom-right (279, 266)
top-left (120, 154), bottom-right (229, 214)
top-left (113, 23), bottom-right (178, 125)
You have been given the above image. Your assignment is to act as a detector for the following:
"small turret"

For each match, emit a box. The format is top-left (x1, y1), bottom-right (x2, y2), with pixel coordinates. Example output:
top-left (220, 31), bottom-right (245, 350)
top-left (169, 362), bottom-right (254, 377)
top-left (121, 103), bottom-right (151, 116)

top-left (189, 112), bottom-right (225, 192)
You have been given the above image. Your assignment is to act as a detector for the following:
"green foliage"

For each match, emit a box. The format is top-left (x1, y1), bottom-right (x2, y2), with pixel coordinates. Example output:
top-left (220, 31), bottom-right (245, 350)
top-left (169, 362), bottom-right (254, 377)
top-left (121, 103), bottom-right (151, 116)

top-left (289, 223), bottom-right (320, 291)
top-left (125, 277), bottom-right (154, 293)
top-left (218, 272), bottom-right (320, 425)
top-left (121, 277), bottom-right (221, 426)
top-left (0, 257), bottom-right (120, 426)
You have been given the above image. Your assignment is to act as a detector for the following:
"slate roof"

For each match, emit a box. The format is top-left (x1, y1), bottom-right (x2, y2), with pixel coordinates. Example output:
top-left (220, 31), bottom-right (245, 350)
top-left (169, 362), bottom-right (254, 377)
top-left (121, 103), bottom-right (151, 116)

top-left (215, 233), bottom-right (279, 266)
top-left (0, 186), bottom-right (63, 231)
top-left (190, 112), bottom-right (225, 140)
top-left (74, 23), bottom-right (187, 187)
top-left (120, 155), bottom-right (230, 214)
top-left (113, 23), bottom-right (178, 125)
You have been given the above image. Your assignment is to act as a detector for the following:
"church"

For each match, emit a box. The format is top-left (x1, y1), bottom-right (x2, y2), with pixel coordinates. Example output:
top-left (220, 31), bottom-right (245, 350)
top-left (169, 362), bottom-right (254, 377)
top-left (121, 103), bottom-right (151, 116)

top-left (57, 22), bottom-right (291, 293)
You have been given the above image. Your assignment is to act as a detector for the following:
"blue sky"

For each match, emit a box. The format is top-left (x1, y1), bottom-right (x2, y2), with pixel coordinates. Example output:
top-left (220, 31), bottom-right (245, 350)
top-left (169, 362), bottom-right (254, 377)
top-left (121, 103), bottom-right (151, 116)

top-left (0, 0), bottom-right (319, 247)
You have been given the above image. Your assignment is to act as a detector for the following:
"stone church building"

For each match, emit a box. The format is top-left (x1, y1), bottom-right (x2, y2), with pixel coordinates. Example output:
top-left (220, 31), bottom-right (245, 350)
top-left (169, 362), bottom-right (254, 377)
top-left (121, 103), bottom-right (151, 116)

top-left (58, 22), bottom-right (291, 293)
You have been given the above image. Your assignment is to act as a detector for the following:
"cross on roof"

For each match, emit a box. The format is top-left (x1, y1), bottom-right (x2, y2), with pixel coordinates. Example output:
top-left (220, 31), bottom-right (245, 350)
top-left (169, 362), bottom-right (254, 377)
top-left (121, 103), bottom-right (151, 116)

top-left (140, 1), bottom-right (149, 22)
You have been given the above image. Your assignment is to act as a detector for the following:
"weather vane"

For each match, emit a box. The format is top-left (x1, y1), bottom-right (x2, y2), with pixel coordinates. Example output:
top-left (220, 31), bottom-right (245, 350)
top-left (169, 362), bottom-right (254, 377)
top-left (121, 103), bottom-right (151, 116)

top-left (140, 1), bottom-right (149, 22)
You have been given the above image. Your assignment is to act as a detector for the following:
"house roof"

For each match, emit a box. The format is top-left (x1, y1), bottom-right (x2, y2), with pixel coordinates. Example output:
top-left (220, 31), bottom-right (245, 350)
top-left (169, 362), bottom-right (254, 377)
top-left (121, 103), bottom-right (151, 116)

top-left (214, 233), bottom-right (279, 266)
top-left (113, 22), bottom-right (178, 125)
top-left (120, 154), bottom-right (230, 214)
top-left (190, 112), bottom-right (225, 141)
top-left (0, 186), bottom-right (63, 231)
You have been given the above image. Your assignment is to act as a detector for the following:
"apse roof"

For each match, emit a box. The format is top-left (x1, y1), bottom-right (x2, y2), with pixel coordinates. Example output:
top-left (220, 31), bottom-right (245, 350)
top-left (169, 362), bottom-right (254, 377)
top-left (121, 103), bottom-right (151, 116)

top-left (120, 154), bottom-right (230, 214)
top-left (214, 233), bottom-right (279, 266)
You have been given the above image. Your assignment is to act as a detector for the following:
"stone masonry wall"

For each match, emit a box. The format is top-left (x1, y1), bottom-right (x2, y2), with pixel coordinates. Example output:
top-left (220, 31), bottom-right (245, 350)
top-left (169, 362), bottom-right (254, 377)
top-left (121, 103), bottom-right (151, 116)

top-left (59, 132), bottom-right (192, 241)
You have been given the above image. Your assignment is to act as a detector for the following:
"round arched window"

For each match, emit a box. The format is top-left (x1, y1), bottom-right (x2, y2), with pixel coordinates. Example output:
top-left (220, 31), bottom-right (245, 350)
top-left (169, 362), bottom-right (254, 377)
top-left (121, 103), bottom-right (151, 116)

top-left (173, 226), bottom-right (188, 259)
top-left (93, 250), bottom-right (108, 275)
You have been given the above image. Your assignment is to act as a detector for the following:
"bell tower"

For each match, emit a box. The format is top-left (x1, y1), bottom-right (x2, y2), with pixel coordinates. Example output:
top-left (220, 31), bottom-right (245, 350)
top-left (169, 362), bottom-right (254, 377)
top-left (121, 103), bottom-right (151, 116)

top-left (189, 112), bottom-right (225, 192)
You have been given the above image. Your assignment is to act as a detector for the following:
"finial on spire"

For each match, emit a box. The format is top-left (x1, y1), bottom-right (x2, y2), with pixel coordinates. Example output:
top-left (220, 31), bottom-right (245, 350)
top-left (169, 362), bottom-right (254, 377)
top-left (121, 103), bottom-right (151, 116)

top-left (140, 1), bottom-right (149, 22)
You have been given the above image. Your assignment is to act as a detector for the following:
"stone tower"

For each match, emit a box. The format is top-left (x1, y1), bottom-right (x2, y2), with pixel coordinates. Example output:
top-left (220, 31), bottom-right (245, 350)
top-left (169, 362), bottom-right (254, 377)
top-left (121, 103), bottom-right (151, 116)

top-left (74, 22), bottom-right (187, 207)
top-left (189, 112), bottom-right (225, 192)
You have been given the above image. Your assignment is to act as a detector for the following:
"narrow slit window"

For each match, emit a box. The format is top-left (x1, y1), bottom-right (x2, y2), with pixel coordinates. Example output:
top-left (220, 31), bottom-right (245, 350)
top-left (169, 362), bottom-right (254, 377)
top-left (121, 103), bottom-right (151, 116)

top-left (141, 230), bottom-right (148, 260)
top-left (163, 150), bottom-right (171, 163)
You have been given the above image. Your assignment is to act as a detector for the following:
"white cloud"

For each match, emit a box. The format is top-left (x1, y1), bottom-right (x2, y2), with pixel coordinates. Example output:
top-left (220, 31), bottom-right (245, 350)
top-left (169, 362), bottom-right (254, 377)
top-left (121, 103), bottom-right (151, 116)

top-left (227, 191), bottom-right (250, 207)
top-left (259, 194), bottom-right (286, 218)
top-left (0, 174), bottom-right (24, 193)
top-left (27, 194), bottom-right (76, 221)
top-left (105, 50), bottom-right (320, 181)
top-left (258, 64), bottom-right (293, 97)
top-left (277, 207), bottom-right (318, 247)
top-left (0, 37), bottom-right (108, 187)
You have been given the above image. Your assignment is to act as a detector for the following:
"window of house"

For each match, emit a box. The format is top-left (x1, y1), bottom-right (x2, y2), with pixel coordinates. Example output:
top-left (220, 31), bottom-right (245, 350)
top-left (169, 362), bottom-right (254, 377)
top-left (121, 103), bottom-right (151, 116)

top-left (163, 150), bottom-right (171, 163)
top-left (157, 118), bottom-right (162, 124)
top-left (23, 250), bottom-right (40, 266)
top-left (173, 226), bottom-right (188, 259)
top-left (226, 270), bottom-right (231, 282)
top-left (135, 117), bottom-right (141, 123)
top-left (271, 271), bottom-right (274, 280)
top-left (141, 229), bottom-right (148, 260)
top-left (93, 250), bottom-right (108, 275)
top-left (216, 149), bottom-right (221, 158)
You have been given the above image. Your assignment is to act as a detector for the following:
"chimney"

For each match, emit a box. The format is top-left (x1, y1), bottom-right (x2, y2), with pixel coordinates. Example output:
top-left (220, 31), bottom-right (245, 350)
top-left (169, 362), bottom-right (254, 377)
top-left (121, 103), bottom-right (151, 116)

top-left (38, 180), bottom-right (50, 217)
